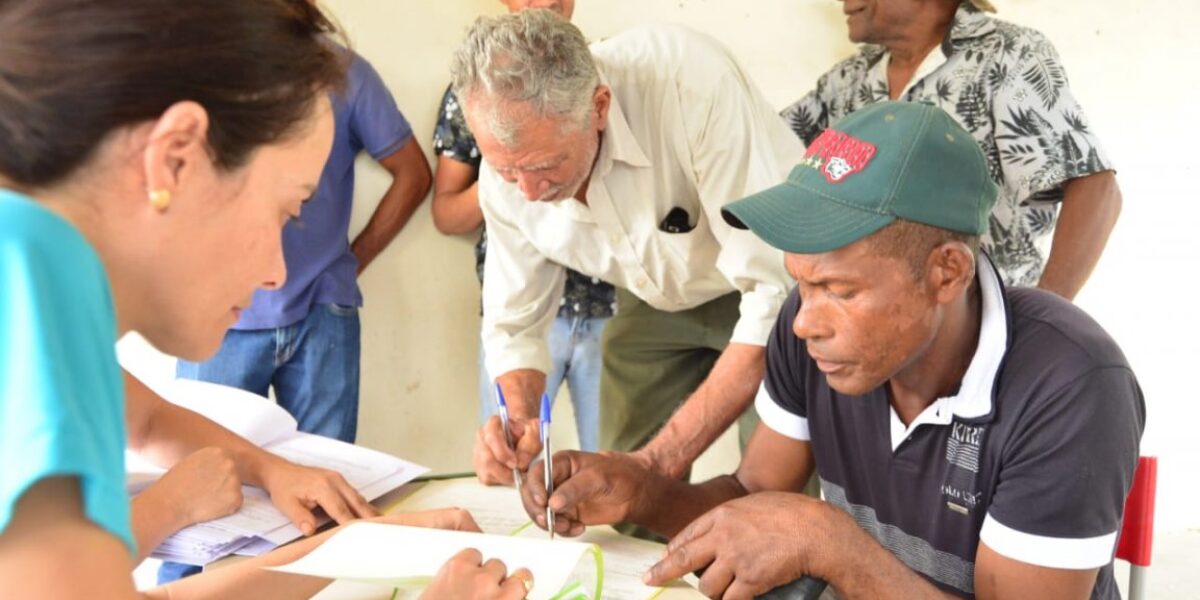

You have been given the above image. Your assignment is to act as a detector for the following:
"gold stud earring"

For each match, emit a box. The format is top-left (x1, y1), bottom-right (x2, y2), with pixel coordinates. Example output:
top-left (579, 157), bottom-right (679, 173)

top-left (148, 189), bottom-right (172, 212)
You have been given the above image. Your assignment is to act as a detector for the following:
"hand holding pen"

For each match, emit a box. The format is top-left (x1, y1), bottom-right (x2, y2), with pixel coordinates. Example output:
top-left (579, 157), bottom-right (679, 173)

top-left (494, 383), bottom-right (524, 496)
top-left (540, 393), bottom-right (555, 540)
top-left (473, 382), bottom-right (543, 486)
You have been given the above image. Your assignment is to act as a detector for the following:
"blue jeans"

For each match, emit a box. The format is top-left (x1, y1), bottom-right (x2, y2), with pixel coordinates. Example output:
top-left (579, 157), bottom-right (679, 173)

top-left (176, 303), bottom-right (361, 442)
top-left (160, 303), bottom-right (360, 583)
top-left (480, 314), bottom-right (607, 452)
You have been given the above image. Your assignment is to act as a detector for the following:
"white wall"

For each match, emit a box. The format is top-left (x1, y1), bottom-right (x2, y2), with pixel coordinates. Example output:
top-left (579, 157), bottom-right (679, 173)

top-left (122, 0), bottom-right (1200, 532)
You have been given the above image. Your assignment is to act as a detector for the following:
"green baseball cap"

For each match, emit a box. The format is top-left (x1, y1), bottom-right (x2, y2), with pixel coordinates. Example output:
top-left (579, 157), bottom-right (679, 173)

top-left (723, 101), bottom-right (997, 254)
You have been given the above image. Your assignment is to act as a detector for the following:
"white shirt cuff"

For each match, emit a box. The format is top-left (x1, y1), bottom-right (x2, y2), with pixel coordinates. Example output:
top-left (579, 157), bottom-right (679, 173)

top-left (755, 383), bottom-right (810, 441)
top-left (980, 514), bottom-right (1118, 570)
top-left (730, 287), bottom-right (786, 347)
top-left (481, 328), bottom-right (552, 381)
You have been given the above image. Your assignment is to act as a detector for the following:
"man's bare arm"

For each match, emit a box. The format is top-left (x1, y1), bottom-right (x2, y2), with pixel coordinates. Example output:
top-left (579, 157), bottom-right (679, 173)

top-left (430, 157), bottom-right (484, 235)
top-left (1037, 171), bottom-right (1122, 300)
top-left (351, 139), bottom-right (433, 275)
top-left (633, 342), bottom-right (765, 478)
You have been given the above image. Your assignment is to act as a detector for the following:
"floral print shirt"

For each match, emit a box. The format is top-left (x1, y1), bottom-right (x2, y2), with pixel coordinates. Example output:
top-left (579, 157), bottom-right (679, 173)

top-left (781, 3), bottom-right (1113, 286)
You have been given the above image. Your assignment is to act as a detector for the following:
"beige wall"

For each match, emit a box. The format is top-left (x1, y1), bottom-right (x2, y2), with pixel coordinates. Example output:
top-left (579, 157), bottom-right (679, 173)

top-left (122, 0), bottom-right (1200, 531)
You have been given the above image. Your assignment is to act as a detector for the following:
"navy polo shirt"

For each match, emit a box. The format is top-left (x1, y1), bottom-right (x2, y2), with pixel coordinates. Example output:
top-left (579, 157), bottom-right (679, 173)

top-left (756, 258), bottom-right (1144, 599)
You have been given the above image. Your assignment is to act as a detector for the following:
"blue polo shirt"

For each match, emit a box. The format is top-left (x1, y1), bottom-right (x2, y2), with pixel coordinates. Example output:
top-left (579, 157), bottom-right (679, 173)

top-left (0, 189), bottom-right (134, 555)
top-left (236, 50), bottom-right (414, 330)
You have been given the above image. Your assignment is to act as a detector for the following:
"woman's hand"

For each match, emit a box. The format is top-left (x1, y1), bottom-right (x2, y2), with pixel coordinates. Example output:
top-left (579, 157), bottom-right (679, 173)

top-left (421, 549), bottom-right (533, 599)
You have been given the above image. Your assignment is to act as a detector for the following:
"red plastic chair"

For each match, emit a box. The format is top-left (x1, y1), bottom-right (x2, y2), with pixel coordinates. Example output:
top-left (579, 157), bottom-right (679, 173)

top-left (1115, 456), bottom-right (1157, 600)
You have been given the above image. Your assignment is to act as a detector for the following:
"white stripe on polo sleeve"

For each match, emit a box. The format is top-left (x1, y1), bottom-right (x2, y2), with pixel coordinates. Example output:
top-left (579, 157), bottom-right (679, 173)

top-left (980, 514), bottom-right (1118, 570)
top-left (754, 382), bottom-right (810, 441)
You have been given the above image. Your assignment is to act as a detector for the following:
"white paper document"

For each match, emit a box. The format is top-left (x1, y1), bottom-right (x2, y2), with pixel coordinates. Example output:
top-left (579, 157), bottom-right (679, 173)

top-left (373, 479), bottom-right (685, 599)
top-left (270, 522), bottom-right (598, 600)
top-left (568, 529), bottom-right (673, 600)
top-left (158, 378), bottom-right (297, 446)
top-left (125, 378), bottom-right (428, 565)
top-left (313, 479), bottom-right (700, 599)
top-left (388, 478), bottom-right (533, 536)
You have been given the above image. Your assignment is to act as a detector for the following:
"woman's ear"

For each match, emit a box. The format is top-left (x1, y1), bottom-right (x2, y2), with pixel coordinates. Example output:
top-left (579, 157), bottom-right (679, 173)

top-left (142, 101), bottom-right (211, 205)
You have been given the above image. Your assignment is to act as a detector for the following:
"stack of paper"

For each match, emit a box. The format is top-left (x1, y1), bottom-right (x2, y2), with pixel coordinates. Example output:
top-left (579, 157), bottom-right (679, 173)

top-left (126, 379), bottom-right (428, 565)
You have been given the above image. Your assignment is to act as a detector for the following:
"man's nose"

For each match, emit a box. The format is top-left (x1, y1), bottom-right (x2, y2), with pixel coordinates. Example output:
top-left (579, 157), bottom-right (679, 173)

top-left (517, 173), bottom-right (550, 200)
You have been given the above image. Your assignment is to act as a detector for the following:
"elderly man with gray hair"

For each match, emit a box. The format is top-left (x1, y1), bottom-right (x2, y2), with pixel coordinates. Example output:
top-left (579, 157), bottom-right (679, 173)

top-left (454, 9), bottom-right (804, 485)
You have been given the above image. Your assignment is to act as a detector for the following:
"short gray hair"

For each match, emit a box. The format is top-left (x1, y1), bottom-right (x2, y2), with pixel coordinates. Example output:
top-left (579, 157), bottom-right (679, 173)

top-left (450, 9), bottom-right (599, 144)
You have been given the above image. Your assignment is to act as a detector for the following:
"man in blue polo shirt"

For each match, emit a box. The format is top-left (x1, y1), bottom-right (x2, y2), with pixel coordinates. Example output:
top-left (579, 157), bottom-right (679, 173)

top-left (519, 102), bottom-right (1144, 599)
top-left (178, 49), bottom-right (430, 442)
top-left (165, 49), bottom-right (431, 582)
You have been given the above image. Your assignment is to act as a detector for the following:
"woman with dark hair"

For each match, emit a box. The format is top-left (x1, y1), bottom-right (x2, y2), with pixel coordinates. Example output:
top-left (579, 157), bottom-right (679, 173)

top-left (0, 0), bottom-right (530, 597)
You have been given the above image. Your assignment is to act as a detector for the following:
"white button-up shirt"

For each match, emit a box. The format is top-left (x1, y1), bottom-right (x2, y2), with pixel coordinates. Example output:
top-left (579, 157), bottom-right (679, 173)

top-left (480, 24), bottom-right (804, 377)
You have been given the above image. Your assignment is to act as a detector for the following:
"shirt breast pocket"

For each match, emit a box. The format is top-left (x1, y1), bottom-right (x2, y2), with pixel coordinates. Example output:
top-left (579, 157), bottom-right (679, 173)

top-left (656, 206), bottom-right (700, 258)
top-left (657, 206), bottom-right (710, 272)
top-left (658, 227), bottom-right (701, 266)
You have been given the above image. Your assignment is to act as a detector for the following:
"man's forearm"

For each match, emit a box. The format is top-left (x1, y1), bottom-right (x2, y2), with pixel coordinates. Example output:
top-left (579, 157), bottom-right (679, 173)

top-left (1037, 171), bottom-right (1121, 300)
top-left (637, 343), bottom-right (765, 478)
top-left (351, 182), bottom-right (427, 274)
top-left (824, 524), bottom-right (959, 600)
top-left (352, 142), bottom-right (433, 275)
top-left (636, 474), bottom-right (749, 540)
top-left (495, 368), bottom-right (548, 419)
top-left (431, 182), bottom-right (484, 235)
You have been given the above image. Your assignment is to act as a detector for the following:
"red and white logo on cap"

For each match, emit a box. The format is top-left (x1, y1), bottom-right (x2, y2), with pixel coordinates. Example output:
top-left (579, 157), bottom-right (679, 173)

top-left (802, 129), bottom-right (877, 184)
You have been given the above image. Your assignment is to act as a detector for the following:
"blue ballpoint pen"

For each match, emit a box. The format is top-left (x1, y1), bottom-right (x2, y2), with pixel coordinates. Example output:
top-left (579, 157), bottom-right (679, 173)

top-left (540, 392), bottom-right (555, 540)
top-left (494, 383), bottom-right (523, 496)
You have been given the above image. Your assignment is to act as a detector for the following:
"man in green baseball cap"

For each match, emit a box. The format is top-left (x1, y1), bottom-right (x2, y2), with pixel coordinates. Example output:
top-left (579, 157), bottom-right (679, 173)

top-left (519, 101), bottom-right (1143, 600)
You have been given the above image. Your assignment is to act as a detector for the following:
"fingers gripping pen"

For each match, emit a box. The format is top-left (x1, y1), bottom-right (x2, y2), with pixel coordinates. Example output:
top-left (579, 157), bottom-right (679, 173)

top-left (540, 392), bottom-right (555, 539)
top-left (494, 383), bottom-right (524, 496)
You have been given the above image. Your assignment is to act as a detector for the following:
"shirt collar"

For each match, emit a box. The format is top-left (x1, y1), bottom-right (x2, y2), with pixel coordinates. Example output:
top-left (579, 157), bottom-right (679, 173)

top-left (866, 42), bottom-right (946, 100)
top-left (944, 2), bottom-right (997, 49)
top-left (939, 253), bottom-right (1008, 421)
top-left (887, 255), bottom-right (1008, 450)
top-left (863, 3), bottom-right (996, 69)
top-left (593, 71), bottom-right (652, 179)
